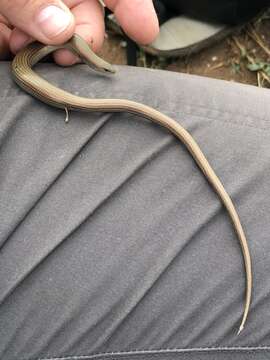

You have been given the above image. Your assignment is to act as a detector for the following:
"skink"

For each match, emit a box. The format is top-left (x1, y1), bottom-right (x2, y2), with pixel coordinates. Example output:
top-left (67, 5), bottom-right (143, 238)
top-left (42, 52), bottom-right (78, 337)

top-left (11, 34), bottom-right (252, 334)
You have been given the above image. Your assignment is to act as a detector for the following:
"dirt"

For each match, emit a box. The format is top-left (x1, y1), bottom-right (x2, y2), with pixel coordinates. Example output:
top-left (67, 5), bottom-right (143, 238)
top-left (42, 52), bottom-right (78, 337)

top-left (99, 13), bottom-right (270, 88)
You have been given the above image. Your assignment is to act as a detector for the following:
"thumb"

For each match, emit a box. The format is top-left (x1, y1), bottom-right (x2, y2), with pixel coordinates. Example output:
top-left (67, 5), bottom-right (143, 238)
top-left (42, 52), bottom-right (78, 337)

top-left (0, 0), bottom-right (75, 44)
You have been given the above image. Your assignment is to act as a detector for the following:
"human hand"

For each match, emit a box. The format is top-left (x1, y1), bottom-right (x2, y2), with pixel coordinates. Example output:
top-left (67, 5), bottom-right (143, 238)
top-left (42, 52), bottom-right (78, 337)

top-left (0, 0), bottom-right (159, 65)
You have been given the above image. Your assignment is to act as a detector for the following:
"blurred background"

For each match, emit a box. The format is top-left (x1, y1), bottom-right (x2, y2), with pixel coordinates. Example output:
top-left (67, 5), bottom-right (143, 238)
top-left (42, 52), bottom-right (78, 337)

top-left (100, 6), bottom-right (270, 88)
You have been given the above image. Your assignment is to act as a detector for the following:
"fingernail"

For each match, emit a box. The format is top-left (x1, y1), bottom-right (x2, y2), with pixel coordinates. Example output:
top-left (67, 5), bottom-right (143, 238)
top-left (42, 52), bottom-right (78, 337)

top-left (36, 5), bottom-right (72, 39)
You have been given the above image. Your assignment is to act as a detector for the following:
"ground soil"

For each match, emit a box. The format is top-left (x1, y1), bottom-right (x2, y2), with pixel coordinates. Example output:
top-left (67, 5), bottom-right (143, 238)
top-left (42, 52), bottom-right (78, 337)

top-left (99, 13), bottom-right (270, 88)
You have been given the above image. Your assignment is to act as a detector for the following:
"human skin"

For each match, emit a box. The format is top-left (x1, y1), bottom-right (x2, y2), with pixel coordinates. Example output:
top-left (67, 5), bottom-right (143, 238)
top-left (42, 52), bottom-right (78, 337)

top-left (0, 0), bottom-right (159, 65)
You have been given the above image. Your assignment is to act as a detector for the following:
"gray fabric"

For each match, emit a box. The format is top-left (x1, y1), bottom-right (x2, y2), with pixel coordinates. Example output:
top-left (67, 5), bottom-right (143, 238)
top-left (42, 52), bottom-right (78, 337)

top-left (0, 61), bottom-right (270, 360)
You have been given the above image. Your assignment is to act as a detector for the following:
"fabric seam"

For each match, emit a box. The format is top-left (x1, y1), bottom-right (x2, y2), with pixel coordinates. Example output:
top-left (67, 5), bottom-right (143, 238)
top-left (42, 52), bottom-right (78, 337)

top-left (21, 346), bottom-right (270, 360)
top-left (5, 93), bottom-right (270, 132)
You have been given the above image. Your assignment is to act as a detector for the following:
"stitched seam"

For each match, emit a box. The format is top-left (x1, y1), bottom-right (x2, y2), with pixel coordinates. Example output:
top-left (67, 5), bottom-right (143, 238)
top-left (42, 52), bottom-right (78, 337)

top-left (7, 94), bottom-right (270, 131)
top-left (20, 346), bottom-right (270, 360)
top-left (180, 104), bottom-right (270, 127)
top-left (180, 110), bottom-right (270, 132)
top-left (167, 107), bottom-right (270, 132)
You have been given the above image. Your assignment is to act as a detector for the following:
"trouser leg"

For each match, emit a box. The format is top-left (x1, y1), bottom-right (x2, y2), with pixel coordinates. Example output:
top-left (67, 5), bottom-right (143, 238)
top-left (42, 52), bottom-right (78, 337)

top-left (1, 63), bottom-right (270, 360)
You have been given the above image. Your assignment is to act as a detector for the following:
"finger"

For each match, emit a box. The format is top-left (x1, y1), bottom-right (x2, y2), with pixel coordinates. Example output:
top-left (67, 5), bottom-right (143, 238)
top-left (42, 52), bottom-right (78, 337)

top-left (105, 0), bottom-right (159, 44)
top-left (54, 0), bottom-right (105, 66)
top-left (0, 20), bottom-right (11, 59)
top-left (0, 0), bottom-right (75, 45)
top-left (9, 28), bottom-right (33, 54)
top-left (0, 13), bottom-right (12, 27)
